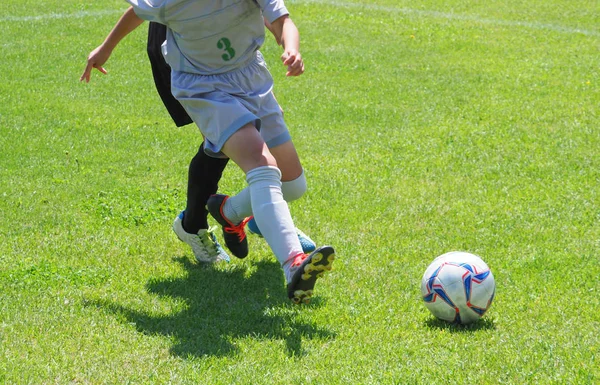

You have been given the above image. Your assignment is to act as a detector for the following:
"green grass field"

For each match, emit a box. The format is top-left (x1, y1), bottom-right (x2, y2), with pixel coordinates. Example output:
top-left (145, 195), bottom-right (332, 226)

top-left (1, 0), bottom-right (599, 383)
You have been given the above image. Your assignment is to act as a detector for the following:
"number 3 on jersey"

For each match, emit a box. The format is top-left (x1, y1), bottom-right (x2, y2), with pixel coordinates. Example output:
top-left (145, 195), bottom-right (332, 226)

top-left (217, 37), bottom-right (236, 61)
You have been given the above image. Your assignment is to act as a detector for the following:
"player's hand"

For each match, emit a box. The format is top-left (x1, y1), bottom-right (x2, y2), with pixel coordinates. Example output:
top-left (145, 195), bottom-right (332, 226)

top-left (80, 45), bottom-right (110, 83)
top-left (281, 49), bottom-right (304, 77)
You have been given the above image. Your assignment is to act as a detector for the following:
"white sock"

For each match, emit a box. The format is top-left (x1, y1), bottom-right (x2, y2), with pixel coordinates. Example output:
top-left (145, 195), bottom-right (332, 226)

top-left (224, 170), bottom-right (306, 223)
top-left (246, 166), bottom-right (303, 281)
top-left (281, 170), bottom-right (307, 202)
top-left (223, 188), bottom-right (251, 224)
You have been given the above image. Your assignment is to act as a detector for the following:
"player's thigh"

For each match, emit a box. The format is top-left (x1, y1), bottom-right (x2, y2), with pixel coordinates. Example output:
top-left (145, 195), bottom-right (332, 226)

top-left (269, 140), bottom-right (303, 182)
top-left (222, 124), bottom-right (276, 173)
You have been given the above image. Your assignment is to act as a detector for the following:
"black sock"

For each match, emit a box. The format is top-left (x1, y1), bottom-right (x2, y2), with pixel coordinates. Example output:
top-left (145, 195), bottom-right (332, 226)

top-left (182, 143), bottom-right (229, 233)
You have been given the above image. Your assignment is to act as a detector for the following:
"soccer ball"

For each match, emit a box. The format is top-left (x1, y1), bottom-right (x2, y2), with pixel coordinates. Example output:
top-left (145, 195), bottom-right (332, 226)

top-left (421, 251), bottom-right (495, 324)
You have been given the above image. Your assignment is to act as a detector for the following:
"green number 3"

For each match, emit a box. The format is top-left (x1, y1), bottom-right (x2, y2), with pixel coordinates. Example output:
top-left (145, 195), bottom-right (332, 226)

top-left (217, 37), bottom-right (236, 61)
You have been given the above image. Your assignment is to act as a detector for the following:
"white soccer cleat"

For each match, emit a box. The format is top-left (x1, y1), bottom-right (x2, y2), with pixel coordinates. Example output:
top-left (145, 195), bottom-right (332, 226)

top-left (173, 211), bottom-right (231, 263)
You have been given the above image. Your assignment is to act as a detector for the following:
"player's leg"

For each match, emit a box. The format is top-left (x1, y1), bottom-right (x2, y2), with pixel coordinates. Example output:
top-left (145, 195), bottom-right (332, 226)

top-left (210, 124), bottom-right (303, 265)
top-left (258, 140), bottom-right (333, 303)
top-left (208, 124), bottom-right (334, 303)
top-left (232, 140), bottom-right (316, 252)
top-left (183, 143), bottom-right (229, 233)
top-left (214, 87), bottom-right (315, 252)
top-left (173, 143), bottom-right (231, 263)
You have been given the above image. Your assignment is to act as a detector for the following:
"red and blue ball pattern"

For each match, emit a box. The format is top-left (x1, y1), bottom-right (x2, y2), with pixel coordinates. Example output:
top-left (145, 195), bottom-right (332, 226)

top-left (421, 252), bottom-right (495, 324)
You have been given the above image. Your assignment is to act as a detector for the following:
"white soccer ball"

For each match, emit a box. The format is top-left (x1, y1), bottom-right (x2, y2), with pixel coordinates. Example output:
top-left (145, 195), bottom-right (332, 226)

top-left (421, 251), bottom-right (495, 324)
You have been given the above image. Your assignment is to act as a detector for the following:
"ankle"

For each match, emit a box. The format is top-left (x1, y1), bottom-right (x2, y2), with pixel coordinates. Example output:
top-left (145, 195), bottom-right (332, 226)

top-left (223, 198), bottom-right (245, 225)
top-left (181, 211), bottom-right (209, 234)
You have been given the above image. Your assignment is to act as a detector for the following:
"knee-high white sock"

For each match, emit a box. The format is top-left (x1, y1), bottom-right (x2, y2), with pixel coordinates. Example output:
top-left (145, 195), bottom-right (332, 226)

top-left (246, 166), bottom-right (303, 274)
top-left (224, 170), bottom-right (306, 223)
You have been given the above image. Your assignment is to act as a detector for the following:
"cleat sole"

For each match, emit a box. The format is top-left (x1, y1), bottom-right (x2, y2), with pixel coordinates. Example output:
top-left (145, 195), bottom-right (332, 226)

top-left (287, 246), bottom-right (335, 304)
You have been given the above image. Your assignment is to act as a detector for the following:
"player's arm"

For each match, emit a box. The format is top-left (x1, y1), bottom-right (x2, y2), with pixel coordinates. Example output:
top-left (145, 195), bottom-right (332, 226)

top-left (80, 7), bottom-right (144, 82)
top-left (269, 15), bottom-right (304, 77)
top-left (264, 17), bottom-right (282, 46)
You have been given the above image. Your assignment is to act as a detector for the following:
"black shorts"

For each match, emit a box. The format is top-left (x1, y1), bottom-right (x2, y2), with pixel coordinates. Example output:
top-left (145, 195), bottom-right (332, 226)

top-left (147, 22), bottom-right (193, 127)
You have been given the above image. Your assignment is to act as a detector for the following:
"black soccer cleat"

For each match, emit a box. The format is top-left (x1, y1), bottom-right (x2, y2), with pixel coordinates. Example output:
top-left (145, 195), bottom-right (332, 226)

top-left (206, 194), bottom-right (250, 259)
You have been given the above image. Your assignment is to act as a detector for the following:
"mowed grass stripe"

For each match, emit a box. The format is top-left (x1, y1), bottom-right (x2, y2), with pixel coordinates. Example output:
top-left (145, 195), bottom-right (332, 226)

top-left (3, 0), bottom-right (598, 37)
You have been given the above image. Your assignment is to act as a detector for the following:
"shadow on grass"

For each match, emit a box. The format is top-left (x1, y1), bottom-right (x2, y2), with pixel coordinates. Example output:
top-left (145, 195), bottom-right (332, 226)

top-left (424, 316), bottom-right (496, 332)
top-left (87, 257), bottom-right (335, 358)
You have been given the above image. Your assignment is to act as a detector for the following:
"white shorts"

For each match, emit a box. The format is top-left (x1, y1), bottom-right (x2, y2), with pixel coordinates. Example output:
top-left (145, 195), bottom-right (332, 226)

top-left (171, 51), bottom-right (291, 158)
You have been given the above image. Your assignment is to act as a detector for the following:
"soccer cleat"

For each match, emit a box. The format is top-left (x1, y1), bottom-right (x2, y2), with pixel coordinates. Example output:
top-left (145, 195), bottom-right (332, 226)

top-left (247, 216), bottom-right (316, 253)
top-left (287, 245), bottom-right (335, 304)
top-left (173, 211), bottom-right (231, 263)
top-left (206, 194), bottom-right (250, 259)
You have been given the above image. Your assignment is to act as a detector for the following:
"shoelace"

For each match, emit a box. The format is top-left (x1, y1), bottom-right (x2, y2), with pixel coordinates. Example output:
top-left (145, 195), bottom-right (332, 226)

top-left (224, 217), bottom-right (250, 242)
top-left (195, 228), bottom-right (219, 258)
top-left (286, 252), bottom-right (308, 268)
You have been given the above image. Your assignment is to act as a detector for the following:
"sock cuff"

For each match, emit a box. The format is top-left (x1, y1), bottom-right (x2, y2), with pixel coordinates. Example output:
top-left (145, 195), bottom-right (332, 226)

top-left (246, 165), bottom-right (282, 185)
top-left (282, 169), bottom-right (307, 202)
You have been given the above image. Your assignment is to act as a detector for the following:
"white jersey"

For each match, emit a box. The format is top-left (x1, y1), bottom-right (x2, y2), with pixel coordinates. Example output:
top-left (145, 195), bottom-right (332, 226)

top-left (126, 0), bottom-right (289, 75)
